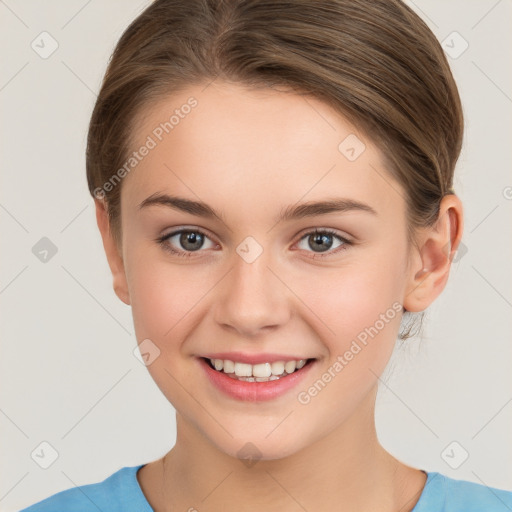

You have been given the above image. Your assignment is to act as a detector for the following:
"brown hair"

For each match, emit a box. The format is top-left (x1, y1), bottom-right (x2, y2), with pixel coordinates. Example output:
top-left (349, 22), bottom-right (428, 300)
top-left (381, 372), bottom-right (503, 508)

top-left (86, 0), bottom-right (463, 340)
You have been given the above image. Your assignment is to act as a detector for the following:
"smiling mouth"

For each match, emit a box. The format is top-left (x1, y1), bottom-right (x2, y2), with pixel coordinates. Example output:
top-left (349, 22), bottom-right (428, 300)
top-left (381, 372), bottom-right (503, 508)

top-left (202, 357), bottom-right (315, 382)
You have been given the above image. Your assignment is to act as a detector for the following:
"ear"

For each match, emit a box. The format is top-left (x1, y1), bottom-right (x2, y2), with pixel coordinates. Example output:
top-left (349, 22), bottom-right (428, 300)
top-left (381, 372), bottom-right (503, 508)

top-left (94, 198), bottom-right (131, 305)
top-left (403, 194), bottom-right (464, 313)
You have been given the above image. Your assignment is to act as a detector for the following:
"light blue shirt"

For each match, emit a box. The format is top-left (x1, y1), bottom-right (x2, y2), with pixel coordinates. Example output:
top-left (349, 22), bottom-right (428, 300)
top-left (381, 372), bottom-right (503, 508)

top-left (19, 464), bottom-right (512, 511)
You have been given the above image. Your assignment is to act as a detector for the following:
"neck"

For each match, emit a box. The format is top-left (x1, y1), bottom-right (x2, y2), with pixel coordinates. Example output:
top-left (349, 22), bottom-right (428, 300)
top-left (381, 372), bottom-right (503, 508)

top-left (156, 385), bottom-right (425, 512)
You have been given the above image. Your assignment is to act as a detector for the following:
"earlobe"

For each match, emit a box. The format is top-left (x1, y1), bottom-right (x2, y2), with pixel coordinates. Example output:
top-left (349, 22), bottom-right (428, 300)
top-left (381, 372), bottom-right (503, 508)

top-left (94, 199), bottom-right (131, 306)
top-left (403, 194), bottom-right (464, 313)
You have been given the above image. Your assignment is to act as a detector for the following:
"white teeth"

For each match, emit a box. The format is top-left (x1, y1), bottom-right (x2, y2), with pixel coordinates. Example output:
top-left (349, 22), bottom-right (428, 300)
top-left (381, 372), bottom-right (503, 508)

top-left (234, 362), bottom-right (252, 377)
top-left (223, 359), bottom-right (235, 373)
top-left (284, 360), bottom-right (297, 373)
top-left (271, 361), bottom-right (285, 375)
top-left (208, 357), bottom-right (310, 380)
top-left (253, 363), bottom-right (272, 378)
top-left (230, 374), bottom-right (283, 382)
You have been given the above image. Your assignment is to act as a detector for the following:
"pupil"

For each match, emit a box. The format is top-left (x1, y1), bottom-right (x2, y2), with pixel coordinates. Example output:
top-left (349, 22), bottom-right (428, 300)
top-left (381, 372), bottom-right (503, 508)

top-left (181, 231), bottom-right (203, 251)
top-left (311, 233), bottom-right (332, 252)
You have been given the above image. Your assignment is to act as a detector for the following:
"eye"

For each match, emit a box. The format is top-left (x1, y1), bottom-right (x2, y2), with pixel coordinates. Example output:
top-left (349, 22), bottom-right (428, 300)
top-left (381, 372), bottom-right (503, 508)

top-left (295, 228), bottom-right (351, 258)
top-left (156, 227), bottom-right (352, 259)
top-left (156, 228), bottom-right (218, 257)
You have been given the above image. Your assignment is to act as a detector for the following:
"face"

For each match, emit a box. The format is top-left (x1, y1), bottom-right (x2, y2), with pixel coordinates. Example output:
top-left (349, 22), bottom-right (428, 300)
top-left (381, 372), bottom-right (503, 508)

top-left (114, 81), bottom-right (414, 460)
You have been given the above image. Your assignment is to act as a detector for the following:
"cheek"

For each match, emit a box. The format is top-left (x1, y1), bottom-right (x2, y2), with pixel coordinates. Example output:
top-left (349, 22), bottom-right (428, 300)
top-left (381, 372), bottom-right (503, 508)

top-left (125, 256), bottom-right (213, 399)
top-left (292, 268), bottom-right (403, 426)
top-left (126, 250), bottom-right (214, 345)
top-left (291, 252), bottom-right (407, 405)
top-left (297, 259), bottom-right (404, 344)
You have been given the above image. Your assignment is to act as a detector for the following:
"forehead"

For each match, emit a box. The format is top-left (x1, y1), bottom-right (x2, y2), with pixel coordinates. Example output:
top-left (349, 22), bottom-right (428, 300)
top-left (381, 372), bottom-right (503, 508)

top-left (122, 81), bottom-right (404, 222)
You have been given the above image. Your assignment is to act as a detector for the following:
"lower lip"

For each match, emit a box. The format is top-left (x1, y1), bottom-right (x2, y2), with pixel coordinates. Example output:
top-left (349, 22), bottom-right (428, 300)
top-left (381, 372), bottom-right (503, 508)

top-left (198, 357), bottom-right (315, 402)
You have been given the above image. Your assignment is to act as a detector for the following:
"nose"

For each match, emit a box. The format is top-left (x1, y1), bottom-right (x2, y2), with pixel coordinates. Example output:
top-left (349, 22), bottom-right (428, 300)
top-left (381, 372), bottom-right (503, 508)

top-left (213, 247), bottom-right (291, 338)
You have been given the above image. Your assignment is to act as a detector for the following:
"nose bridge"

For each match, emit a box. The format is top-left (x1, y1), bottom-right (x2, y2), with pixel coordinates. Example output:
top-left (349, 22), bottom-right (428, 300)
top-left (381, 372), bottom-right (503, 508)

top-left (213, 237), bottom-right (290, 336)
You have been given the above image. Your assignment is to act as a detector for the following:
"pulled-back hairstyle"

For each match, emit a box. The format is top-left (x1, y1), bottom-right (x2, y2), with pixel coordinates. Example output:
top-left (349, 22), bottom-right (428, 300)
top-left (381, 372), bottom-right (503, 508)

top-left (86, 0), bottom-right (464, 340)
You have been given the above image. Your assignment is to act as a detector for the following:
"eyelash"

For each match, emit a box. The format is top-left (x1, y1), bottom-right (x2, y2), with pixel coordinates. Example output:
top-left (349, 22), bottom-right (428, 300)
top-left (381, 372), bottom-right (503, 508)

top-left (156, 228), bottom-right (352, 259)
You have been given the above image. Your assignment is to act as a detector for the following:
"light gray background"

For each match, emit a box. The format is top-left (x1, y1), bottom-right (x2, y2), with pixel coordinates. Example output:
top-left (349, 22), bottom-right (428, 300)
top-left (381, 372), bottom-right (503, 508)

top-left (1, 1), bottom-right (511, 510)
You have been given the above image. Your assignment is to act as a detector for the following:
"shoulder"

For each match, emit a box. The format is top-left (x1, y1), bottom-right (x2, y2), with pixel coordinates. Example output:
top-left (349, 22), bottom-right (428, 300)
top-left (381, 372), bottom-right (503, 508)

top-left (442, 474), bottom-right (512, 511)
top-left (415, 471), bottom-right (512, 512)
top-left (19, 465), bottom-right (151, 512)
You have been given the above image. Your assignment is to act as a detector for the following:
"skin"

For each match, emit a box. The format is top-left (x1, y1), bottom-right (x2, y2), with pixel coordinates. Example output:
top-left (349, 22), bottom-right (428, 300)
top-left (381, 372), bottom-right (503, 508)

top-left (95, 81), bottom-right (463, 511)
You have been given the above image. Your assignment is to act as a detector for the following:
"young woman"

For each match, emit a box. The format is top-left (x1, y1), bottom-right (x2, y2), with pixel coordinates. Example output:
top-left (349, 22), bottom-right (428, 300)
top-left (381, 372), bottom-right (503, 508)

top-left (21, 0), bottom-right (512, 511)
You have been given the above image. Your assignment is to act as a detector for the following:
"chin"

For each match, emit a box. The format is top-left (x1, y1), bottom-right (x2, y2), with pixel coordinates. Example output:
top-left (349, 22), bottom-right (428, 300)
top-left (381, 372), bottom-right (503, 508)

top-left (206, 421), bottom-right (315, 463)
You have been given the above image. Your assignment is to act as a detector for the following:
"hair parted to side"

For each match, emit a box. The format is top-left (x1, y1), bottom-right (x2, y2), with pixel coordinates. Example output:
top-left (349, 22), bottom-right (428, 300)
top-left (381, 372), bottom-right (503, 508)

top-left (86, 0), bottom-right (463, 341)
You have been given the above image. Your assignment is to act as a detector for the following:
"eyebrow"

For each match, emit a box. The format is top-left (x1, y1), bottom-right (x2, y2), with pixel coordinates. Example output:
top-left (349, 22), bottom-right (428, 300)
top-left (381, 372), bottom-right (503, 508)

top-left (138, 192), bottom-right (378, 224)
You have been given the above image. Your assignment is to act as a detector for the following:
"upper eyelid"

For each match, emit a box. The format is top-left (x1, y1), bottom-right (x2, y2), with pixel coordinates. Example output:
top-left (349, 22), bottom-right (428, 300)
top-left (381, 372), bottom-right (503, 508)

top-left (160, 226), bottom-right (215, 240)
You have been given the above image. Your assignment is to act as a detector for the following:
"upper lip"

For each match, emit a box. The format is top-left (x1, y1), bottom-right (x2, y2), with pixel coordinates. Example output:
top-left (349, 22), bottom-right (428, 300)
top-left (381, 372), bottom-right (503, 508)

top-left (201, 352), bottom-right (312, 365)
